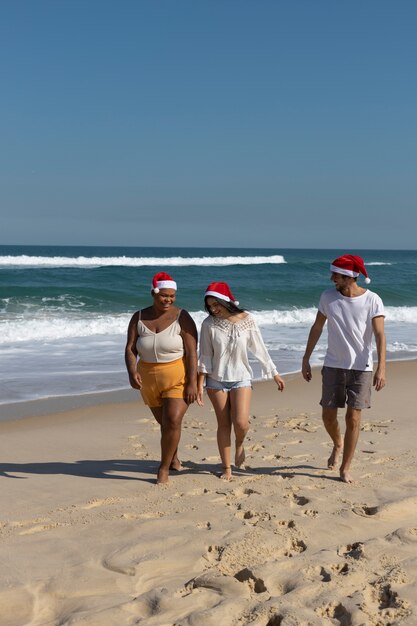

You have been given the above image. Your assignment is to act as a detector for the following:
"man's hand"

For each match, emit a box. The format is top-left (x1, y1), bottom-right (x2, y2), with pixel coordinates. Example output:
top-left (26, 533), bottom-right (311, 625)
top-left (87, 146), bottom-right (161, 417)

top-left (302, 358), bottom-right (312, 382)
top-left (373, 367), bottom-right (386, 391)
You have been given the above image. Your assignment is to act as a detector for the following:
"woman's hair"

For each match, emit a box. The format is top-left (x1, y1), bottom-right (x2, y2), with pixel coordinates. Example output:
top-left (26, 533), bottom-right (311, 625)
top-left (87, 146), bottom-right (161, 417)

top-left (204, 296), bottom-right (245, 315)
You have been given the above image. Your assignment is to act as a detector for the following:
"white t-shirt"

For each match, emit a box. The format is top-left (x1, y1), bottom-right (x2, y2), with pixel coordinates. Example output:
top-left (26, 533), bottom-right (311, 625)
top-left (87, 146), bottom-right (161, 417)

top-left (198, 313), bottom-right (278, 381)
top-left (318, 288), bottom-right (385, 371)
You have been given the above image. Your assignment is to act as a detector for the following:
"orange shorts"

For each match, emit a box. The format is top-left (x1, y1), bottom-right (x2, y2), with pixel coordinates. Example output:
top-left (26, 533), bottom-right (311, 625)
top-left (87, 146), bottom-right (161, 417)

top-left (137, 358), bottom-right (186, 407)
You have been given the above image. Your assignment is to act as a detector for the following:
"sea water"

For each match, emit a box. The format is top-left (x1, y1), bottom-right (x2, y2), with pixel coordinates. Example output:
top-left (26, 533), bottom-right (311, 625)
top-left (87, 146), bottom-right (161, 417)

top-left (1, 246), bottom-right (416, 405)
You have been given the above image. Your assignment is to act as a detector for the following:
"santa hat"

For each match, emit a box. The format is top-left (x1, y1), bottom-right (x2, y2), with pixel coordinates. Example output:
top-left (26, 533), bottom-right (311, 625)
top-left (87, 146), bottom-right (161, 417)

top-left (152, 271), bottom-right (177, 293)
top-left (205, 281), bottom-right (239, 306)
top-left (330, 255), bottom-right (371, 284)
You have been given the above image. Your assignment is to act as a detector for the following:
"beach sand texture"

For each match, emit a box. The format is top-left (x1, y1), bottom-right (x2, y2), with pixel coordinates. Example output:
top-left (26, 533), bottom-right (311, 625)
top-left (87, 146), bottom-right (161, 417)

top-left (0, 361), bottom-right (416, 626)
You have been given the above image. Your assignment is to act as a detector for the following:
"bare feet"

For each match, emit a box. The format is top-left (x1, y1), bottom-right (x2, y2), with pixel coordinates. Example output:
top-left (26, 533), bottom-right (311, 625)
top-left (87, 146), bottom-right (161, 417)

top-left (235, 444), bottom-right (246, 468)
top-left (169, 457), bottom-right (183, 472)
top-left (340, 468), bottom-right (354, 483)
top-left (156, 467), bottom-right (169, 485)
top-left (327, 444), bottom-right (343, 469)
top-left (220, 466), bottom-right (232, 481)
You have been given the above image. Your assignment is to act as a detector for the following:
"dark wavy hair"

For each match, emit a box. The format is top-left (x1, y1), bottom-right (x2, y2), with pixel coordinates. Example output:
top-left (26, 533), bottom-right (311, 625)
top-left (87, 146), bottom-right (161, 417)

top-left (204, 296), bottom-right (245, 316)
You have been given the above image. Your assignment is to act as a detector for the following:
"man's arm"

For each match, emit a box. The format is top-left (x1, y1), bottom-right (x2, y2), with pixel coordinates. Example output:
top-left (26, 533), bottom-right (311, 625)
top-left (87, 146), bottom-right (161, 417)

top-left (372, 315), bottom-right (386, 391)
top-left (302, 311), bottom-right (327, 381)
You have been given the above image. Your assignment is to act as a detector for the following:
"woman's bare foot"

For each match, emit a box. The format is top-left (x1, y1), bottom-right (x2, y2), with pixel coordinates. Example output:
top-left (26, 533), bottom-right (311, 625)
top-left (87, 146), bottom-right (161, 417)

top-left (235, 444), bottom-right (246, 468)
top-left (156, 467), bottom-right (169, 485)
top-left (220, 466), bottom-right (232, 481)
top-left (169, 457), bottom-right (183, 471)
top-left (340, 468), bottom-right (354, 483)
top-left (328, 444), bottom-right (343, 469)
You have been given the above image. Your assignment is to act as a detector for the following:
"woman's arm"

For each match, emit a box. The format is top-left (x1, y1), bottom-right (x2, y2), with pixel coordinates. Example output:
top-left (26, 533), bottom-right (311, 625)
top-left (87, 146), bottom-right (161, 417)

top-left (179, 310), bottom-right (198, 404)
top-left (197, 372), bottom-right (206, 406)
top-left (125, 311), bottom-right (142, 390)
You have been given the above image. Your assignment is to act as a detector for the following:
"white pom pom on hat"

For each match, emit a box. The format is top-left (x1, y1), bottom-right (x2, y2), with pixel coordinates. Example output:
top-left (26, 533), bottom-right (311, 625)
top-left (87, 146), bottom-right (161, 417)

top-left (330, 255), bottom-right (371, 283)
top-left (152, 271), bottom-right (177, 293)
top-left (205, 281), bottom-right (239, 305)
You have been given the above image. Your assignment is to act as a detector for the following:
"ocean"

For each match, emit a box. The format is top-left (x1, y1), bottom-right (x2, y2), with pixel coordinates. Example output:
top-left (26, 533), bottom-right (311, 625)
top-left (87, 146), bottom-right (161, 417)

top-left (1, 246), bottom-right (416, 406)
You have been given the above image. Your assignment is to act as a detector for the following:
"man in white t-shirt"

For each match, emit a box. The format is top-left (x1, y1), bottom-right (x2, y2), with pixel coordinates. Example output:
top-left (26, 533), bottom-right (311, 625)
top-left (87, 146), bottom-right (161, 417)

top-left (302, 254), bottom-right (386, 483)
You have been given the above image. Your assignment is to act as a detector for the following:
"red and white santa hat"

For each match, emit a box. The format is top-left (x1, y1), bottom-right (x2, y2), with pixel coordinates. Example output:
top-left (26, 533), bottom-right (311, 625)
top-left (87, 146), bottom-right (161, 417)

top-left (205, 281), bottom-right (239, 306)
top-left (152, 271), bottom-right (177, 293)
top-left (330, 255), bottom-right (371, 284)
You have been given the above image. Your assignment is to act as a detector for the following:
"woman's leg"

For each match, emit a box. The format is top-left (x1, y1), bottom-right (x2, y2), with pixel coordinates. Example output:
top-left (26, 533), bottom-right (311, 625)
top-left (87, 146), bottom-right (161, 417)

top-left (207, 389), bottom-right (233, 479)
top-left (230, 387), bottom-right (252, 467)
top-left (153, 398), bottom-right (189, 484)
top-left (150, 407), bottom-right (182, 471)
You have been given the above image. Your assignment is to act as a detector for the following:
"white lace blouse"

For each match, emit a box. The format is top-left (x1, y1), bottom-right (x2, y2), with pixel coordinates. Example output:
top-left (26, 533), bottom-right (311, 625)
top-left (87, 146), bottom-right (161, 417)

top-left (198, 313), bottom-right (278, 382)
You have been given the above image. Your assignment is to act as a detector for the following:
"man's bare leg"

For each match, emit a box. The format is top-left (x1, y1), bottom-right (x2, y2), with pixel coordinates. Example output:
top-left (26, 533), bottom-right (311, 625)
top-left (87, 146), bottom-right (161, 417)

top-left (339, 407), bottom-right (361, 483)
top-left (322, 407), bottom-right (343, 469)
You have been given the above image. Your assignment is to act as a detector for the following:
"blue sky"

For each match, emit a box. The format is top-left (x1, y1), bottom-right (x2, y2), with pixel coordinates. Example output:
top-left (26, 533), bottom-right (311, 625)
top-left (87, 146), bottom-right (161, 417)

top-left (1, 0), bottom-right (416, 249)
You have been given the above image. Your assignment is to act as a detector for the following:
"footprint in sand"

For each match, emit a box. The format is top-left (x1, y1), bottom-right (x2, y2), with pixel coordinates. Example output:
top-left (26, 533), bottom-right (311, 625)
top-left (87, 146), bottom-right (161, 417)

top-left (361, 419), bottom-right (394, 433)
top-left (337, 542), bottom-right (365, 559)
top-left (262, 453), bottom-right (282, 461)
top-left (230, 486), bottom-right (261, 499)
top-left (235, 510), bottom-right (272, 525)
top-left (318, 563), bottom-right (349, 581)
top-left (386, 526), bottom-right (417, 544)
top-left (234, 567), bottom-right (267, 593)
top-left (317, 601), bottom-right (352, 623)
top-left (196, 521), bottom-right (212, 530)
top-left (203, 544), bottom-right (225, 564)
top-left (284, 538), bottom-right (307, 557)
top-left (283, 417), bottom-right (318, 433)
top-left (289, 493), bottom-right (310, 507)
top-left (353, 495), bottom-right (417, 520)
top-left (370, 580), bottom-right (410, 617)
top-left (82, 497), bottom-right (121, 509)
top-left (191, 571), bottom-right (251, 598)
top-left (19, 522), bottom-right (64, 535)
top-left (275, 519), bottom-right (296, 529)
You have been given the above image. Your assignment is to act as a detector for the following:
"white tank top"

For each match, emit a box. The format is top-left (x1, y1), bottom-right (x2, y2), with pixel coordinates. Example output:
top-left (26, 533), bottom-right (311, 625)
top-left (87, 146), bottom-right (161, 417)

top-left (136, 309), bottom-right (184, 363)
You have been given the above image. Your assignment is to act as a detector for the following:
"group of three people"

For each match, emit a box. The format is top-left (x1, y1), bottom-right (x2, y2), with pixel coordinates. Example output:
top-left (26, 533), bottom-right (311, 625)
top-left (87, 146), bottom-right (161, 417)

top-left (125, 254), bottom-right (386, 485)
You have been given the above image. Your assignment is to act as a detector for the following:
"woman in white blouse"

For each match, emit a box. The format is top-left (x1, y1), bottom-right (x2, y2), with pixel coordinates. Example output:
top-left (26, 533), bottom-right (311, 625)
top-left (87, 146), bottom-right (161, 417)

top-left (197, 282), bottom-right (285, 480)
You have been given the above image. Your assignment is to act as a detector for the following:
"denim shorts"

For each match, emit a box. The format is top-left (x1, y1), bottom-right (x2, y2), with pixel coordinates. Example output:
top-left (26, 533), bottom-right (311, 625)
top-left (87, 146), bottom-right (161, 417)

top-left (205, 376), bottom-right (252, 392)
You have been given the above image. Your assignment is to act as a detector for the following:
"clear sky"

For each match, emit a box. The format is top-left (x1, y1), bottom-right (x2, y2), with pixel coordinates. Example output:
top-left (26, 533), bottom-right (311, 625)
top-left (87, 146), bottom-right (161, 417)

top-left (1, 0), bottom-right (416, 249)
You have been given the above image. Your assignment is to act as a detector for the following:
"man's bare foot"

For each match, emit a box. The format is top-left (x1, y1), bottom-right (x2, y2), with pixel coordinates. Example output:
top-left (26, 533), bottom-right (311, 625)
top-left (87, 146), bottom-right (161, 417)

top-left (328, 444), bottom-right (343, 469)
top-left (169, 458), bottom-right (183, 471)
top-left (156, 467), bottom-right (169, 484)
top-left (340, 468), bottom-right (354, 483)
top-left (220, 466), bottom-right (232, 481)
top-left (235, 444), bottom-right (246, 468)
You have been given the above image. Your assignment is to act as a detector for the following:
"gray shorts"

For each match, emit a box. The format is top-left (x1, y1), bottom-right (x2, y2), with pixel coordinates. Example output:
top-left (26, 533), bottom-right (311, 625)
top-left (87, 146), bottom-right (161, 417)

top-left (205, 376), bottom-right (252, 392)
top-left (320, 366), bottom-right (372, 410)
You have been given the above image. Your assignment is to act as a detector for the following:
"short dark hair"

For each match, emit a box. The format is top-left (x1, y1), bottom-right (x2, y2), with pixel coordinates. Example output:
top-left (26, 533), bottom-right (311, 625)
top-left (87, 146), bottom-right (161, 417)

top-left (204, 296), bottom-right (245, 315)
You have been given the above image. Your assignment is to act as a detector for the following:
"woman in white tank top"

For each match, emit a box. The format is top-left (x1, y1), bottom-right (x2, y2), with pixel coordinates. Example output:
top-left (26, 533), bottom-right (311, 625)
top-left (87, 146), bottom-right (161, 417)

top-left (125, 272), bottom-right (198, 484)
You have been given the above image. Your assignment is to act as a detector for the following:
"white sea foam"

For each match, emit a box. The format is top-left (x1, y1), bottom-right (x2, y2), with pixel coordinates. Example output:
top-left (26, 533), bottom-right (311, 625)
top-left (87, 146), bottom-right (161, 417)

top-left (0, 254), bottom-right (286, 268)
top-left (367, 262), bottom-right (393, 266)
top-left (384, 306), bottom-right (417, 322)
top-left (1, 306), bottom-right (416, 345)
top-left (387, 341), bottom-right (417, 353)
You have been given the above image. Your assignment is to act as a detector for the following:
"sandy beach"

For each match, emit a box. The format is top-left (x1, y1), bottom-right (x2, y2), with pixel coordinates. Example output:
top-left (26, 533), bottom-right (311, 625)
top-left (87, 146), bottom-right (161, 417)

top-left (0, 360), bottom-right (416, 626)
